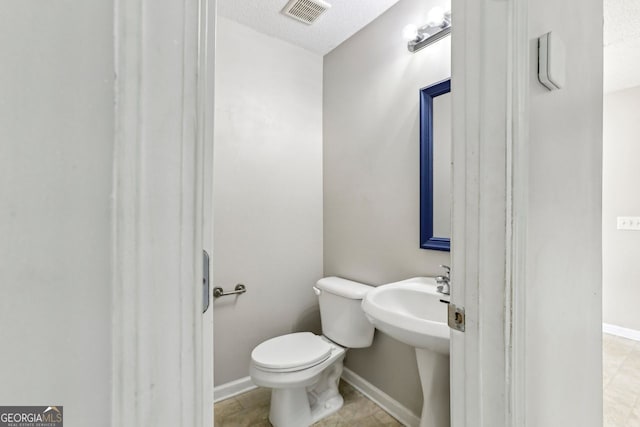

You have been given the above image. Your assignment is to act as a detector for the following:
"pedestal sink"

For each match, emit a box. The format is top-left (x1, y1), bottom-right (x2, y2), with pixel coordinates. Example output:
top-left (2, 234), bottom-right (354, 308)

top-left (361, 277), bottom-right (450, 427)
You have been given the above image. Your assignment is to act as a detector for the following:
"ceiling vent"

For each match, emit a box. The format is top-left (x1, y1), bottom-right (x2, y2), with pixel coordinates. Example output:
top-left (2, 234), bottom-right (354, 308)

top-left (281, 0), bottom-right (331, 25)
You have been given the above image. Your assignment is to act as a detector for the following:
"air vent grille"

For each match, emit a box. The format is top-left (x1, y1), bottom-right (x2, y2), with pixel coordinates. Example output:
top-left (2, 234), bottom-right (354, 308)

top-left (281, 0), bottom-right (331, 25)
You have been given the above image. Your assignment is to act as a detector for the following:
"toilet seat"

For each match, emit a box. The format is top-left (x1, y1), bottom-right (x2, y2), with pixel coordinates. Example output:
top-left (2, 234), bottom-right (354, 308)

top-left (251, 332), bottom-right (332, 372)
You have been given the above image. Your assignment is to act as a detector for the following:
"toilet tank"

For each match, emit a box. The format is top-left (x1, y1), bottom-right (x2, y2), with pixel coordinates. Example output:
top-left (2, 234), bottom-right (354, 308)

top-left (314, 277), bottom-right (375, 348)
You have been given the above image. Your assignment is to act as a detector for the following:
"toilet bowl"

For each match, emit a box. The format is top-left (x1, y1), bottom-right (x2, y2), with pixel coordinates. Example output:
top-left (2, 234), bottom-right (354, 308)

top-left (249, 277), bottom-right (375, 427)
top-left (250, 333), bottom-right (346, 427)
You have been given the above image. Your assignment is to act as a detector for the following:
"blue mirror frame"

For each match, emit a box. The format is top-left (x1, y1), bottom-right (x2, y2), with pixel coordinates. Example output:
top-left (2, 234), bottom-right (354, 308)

top-left (420, 79), bottom-right (451, 251)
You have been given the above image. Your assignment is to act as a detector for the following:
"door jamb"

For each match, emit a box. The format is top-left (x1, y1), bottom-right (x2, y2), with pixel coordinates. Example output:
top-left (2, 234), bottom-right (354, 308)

top-left (199, 0), bottom-right (216, 425)
top-left (449, 0), bottom-right (529, 425)
top-left (111, 0), bottom-right (215, 425)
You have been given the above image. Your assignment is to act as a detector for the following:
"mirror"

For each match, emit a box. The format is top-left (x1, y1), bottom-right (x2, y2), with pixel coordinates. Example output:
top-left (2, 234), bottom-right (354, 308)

top-left (420, 79), bottom-right (451, 251)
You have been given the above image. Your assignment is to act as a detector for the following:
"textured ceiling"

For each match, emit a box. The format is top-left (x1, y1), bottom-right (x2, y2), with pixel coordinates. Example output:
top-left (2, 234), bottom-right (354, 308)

top-left (219, 0), bottom-right (638, 92)
top-left (604, 0), bottom-right (640, 93)
top-left (218, 0), bottom-right (402, 55)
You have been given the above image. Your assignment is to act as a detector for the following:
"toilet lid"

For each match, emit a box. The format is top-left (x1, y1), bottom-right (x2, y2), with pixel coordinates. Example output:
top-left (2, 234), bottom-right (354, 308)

top-left (251, 332), bottom-right (332, 372)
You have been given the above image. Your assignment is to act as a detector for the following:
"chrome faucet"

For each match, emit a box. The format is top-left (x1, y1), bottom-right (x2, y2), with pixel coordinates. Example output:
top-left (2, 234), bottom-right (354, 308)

top-left (436, 265), bottom-right (451, 295)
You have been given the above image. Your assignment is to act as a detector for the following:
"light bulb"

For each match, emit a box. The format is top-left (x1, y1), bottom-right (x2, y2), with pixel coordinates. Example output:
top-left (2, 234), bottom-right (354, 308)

top-left (402, 24), bottom-right (419, 41)
top-left (427, 7), bottom-right (446, 27)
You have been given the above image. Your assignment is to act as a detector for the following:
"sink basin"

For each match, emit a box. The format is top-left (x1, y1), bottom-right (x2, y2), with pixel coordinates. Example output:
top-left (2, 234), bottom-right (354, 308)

top-left (362, 277), bottom-right (451, 427)
top-left (362, 277), bottom-right (450, 354)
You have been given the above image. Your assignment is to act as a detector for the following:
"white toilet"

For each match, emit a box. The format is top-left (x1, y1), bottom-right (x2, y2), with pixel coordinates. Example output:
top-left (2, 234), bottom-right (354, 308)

top-left (249, 276), bottom-right (375, 427)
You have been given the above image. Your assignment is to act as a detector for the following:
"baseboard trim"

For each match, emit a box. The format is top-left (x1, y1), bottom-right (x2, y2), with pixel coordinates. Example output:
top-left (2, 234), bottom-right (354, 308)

top-left (213, 376), bottom-right (257, 403)
top-left (214, 370), bottom-right (420, 425)
top-left (341, 367), bottom-right (420, 427)
top-left (603, 323), bottom-right (640, 342)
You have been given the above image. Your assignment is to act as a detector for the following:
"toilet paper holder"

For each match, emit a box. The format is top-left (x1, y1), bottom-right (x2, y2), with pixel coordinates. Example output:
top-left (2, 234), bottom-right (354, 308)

top-left (213, 284), bottom-right (247, 298)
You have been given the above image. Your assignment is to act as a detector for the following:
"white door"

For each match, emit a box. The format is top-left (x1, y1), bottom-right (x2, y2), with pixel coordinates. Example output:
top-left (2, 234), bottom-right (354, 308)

top-left (0, 2), bottom-right (116, 425)
top-left (4, 0), bottom-right (217, 425)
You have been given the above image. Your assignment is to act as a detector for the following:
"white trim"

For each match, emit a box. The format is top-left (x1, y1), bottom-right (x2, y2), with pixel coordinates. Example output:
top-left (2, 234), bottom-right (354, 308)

top-left (603, 323), bottom-right (640, 342)
top-left (213, 370), bottom-right (421, 427)
top-left (505, 1), bottom-right (529, 426)
top-left (213, 370), bottom-right (419, 426)
top-left (213, 377), bottom-right (258, 403)
top-left (341, 368), bottom-right (420, 427)
top-left (450, 0), bottom-right (529, 426)
top-left (111, 0), bottom-right (211, 425)
top-left (198, 0), bottom-right (216, 425)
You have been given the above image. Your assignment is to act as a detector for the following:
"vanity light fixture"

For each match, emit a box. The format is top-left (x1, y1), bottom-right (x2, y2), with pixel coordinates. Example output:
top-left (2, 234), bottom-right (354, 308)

top-left (403, 7), bottom-right (451, 53)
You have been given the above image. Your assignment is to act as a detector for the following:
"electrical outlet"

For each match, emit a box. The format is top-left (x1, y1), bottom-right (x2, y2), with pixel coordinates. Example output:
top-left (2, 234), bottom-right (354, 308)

top-left (617, 216), bottom-right (640, 230)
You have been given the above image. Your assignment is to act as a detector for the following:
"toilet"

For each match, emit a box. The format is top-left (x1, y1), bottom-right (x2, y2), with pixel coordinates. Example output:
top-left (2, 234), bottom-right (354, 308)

top-left (249, 276), bottom-right (375, 427)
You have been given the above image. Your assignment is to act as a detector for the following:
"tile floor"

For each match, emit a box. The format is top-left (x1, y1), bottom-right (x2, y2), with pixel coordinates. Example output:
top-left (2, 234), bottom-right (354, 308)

top-left (604, 333), bottom-right (640, 427)
top-left (215, 334), bottom-right (639, 427)
top-left (214, 380), bottom-right (402, 427)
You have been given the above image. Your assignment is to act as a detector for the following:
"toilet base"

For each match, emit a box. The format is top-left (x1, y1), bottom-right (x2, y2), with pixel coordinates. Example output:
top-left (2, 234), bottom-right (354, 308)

top-left (307, 357), bottom-right (344, 423)
top-left (269, 387), bottom-right (313, 427)
top-left (268, 356), bottom-right (345, 427)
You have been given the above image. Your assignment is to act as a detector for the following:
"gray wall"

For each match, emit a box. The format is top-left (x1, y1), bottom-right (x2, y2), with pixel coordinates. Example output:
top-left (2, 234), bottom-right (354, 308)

top-left (603, 85), bottom-right (640, 331)
top-left (526, 1), bottom-right (603, 425)
top-left (0, 1), bottom-right (114, 425)
top-left (323, 0), bottom-right (451, 416)
top-left (213, 17), bottom-right (324, 385)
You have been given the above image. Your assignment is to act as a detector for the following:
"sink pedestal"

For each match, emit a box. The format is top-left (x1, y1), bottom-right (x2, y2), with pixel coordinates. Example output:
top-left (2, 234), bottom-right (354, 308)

top-left (360, 278), bottom-right (451, 427)
top-left (415, 348), bottom-right (450, 427)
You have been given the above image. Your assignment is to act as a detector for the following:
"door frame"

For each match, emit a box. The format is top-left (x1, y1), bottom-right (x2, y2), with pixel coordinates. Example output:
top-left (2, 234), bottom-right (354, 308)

top-left (109, 0), bottom-right (533, 423)
top-left (111, 0), bottom-right (215, 425)
top-left (449, 0), bottom-right (528, 425)
top-left (199, 0), bottom-right (216, 424)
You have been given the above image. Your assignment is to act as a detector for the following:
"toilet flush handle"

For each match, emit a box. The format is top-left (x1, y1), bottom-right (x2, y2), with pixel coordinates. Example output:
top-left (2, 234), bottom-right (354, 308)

top-left (312, 286), bottom-right (322, 296)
